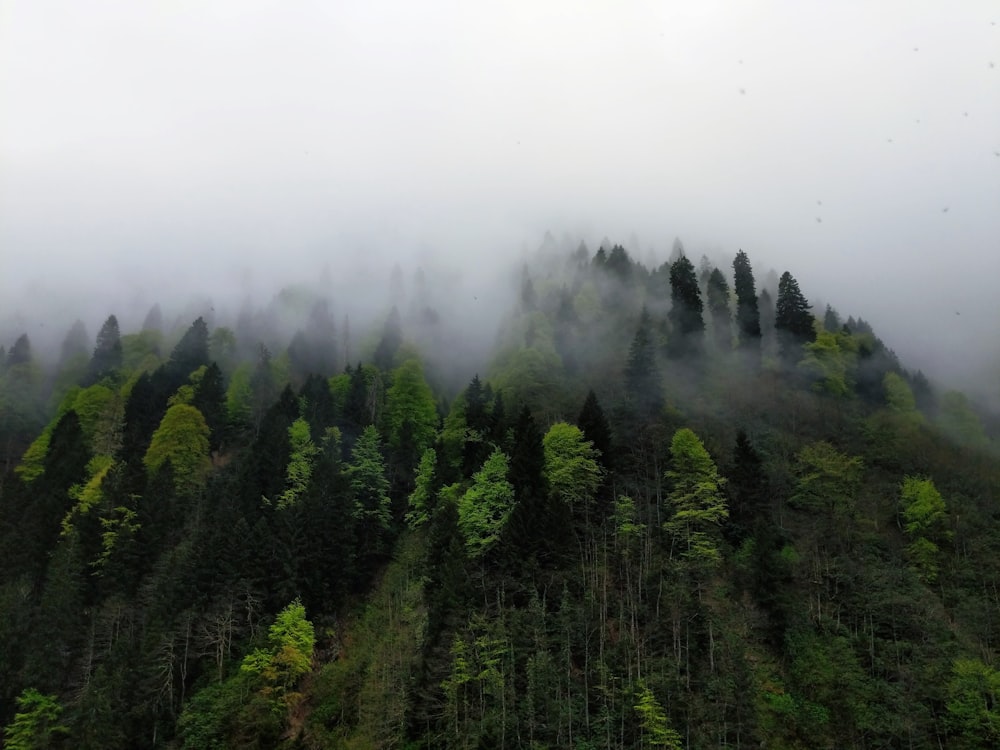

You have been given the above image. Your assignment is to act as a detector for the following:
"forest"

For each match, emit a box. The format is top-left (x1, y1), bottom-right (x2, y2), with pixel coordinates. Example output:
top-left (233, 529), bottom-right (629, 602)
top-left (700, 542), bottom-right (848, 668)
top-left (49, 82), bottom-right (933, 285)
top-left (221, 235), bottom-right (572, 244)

top-left (1, 238), bottom-right (998, 749)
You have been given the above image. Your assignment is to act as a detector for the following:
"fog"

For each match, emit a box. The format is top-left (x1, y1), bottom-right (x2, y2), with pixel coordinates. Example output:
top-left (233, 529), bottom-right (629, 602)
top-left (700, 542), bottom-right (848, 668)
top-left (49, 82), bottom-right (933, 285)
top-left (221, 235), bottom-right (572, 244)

top-left (2, 1), bottom-right (998, 401)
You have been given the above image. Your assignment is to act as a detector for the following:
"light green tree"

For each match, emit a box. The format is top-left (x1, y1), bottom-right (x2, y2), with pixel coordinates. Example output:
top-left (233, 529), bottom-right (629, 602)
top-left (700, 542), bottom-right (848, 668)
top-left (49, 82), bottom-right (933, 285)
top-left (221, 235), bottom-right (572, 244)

top-left (241, 598), bottom-right (316, 711)
top-left (900, 476), bottom-right (949, 582)
top-left (664, 428), bottom-right (728, 567)
top-left (543, 422), bottom-right (603, 512)
top-left (2, 688), bottom-right (68, 749)
top-left (143, 403), bottom-right (211, 496)
top-left (634, 682), bottom-right (683, 748)
top-left (946, 658), bottom-right (1000, 747)
top-left (275, 417), bottom-right (320, 509)
top-left (384, 358), bottom-right (439, 456)
top-left (458, 448), bottom-right (515, 557)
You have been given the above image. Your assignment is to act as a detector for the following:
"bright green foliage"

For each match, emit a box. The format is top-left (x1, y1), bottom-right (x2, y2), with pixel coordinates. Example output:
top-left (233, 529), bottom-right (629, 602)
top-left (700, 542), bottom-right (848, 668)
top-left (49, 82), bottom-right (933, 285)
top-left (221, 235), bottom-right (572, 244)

top-left (63, 454), bottom-right (114, 535)
top-left (458, 449), bottom-right (515, 557)
top-left (384, 358), bottom-right (438, 455)
top-left (275, 417), bottom-right (320, 509)
top-left (799, 329), bottom-right (857, 396)
top-left (405, 448), bottom-right (436, 529)
top-left (349, 425), bottom-right (392, 531)
top-left (2, 688), bottom-right (68, 749)
top-left (791, 441), bottom-right (863, 517)
top-left (946, 658), bottom-right (1000, 747)
top-left (491, 346), bottom-right (564, 411)
top-left (614, 495), bottom-right (645, 541)
top-left (543, 422), bottom-right (603, 510)
top-left (900, 476), bottom-right (949, 582)
top-left (143, 403), bottom-right (211, 496)
top-left (664, 428), bottom-right (728, 566)
top-left (328, 371), bottom-right (351, 413)
top-left (241, 598), bottom-right (316, 710)
top-left (94, 505), bottom-right (140, 570)
top-left (633, 683), bottom-right (683, 748)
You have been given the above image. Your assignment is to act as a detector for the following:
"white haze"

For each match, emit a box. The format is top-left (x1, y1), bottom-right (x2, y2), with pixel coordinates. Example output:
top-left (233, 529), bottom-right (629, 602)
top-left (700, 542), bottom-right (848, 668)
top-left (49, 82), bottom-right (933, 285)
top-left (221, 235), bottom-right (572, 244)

top-left (1, 0), bottom-right (998, 401)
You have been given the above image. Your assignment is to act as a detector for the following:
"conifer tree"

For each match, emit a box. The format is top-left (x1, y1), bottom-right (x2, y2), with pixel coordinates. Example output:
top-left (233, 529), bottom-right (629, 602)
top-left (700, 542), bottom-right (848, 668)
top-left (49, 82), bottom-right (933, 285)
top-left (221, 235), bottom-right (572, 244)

top-left (667, 252), bottom-right (704, 357)
top-left (85, 315), bottom-right (122, 384)
top-left (577, 389), bottom-right (613, 471)
top-left (625, 308), bottom-right (663, 417)
top-left (373, 306), bottom-right (403, 370)
top-left (706, 267), bottom-right (732, 352)
top-left (732, 250), bottom-right (762, 354)
top-left (775, 271), bottom-right (816, 361)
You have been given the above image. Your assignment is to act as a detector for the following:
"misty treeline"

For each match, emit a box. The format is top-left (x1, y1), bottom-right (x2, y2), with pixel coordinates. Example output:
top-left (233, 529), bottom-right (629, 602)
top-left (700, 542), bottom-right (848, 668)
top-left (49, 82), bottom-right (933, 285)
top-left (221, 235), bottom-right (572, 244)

top-left (1, 237), bottom-right (999, 749)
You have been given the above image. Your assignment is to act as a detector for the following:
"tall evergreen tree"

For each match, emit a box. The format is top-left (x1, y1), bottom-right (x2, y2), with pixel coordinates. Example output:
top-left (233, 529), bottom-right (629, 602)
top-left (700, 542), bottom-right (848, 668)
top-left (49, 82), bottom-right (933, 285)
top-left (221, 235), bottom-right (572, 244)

top-left (168, 316), bottom-right (210, 377)
top-left (667, 252), bottom-right (704, 357)
top-left (625, 308), bottom-right (663, 417)
top-left (141, 303), bottom-right (163, 332)
top-left (373, 306), bottom-right (403, 371)
top-left (84, 315), bottom-right (122, 384)
top-left (775, 271), bottom-right (816, 361)
top-left (577, 389), bottom-right (613, 472)
top-left (59, 320), bottom-right (89, 364)
top-left (732, 250), bottom-right (762, 354)
top-left (706, 267), bottom-right (732, 352)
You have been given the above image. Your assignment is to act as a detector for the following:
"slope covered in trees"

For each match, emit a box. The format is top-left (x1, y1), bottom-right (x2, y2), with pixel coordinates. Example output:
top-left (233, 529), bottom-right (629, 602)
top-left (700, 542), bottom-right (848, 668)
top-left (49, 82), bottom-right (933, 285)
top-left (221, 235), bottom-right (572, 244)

top-left (1, 239), bottom-right (999, 749)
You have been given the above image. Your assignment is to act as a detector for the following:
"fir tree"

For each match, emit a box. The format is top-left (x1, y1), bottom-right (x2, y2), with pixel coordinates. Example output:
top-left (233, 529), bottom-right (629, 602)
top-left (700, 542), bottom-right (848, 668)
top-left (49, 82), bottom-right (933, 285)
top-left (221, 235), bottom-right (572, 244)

top-left (775, 271), bottom-right (816, 361)
top-left (625, 308), bottom-right (663, 417)
top-left (85, 315), bottom-right (122, 384)
top-left (733, 250), bottom-right (762, 355)
top-left (667, 252), bottom-right (704, 357)
top-left (706, 267), bottom-right (732, 352)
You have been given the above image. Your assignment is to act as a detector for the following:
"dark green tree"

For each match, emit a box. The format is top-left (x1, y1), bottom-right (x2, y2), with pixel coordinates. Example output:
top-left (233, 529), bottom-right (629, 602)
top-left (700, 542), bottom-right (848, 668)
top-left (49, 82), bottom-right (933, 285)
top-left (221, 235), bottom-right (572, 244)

top-left (84, 315), bottom-right (122, 384)
top-left (577, 389), bottom-right (613, 472)
top-left (667, 252), bottom-right (704, 357)
top-left (168, 316), bottom-right (210, 377)
top-left (625, 308), bottom-right (663, 417)
top-left (775, 271), bottom-right (816, 361)
top-left (733, 250), bottom-right (762, 354)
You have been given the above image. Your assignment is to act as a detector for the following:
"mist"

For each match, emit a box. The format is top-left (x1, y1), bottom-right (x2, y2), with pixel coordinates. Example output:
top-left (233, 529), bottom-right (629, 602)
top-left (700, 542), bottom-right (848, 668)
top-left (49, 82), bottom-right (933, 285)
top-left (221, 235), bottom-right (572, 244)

top-left (2, 1), bottom-right (998, 402)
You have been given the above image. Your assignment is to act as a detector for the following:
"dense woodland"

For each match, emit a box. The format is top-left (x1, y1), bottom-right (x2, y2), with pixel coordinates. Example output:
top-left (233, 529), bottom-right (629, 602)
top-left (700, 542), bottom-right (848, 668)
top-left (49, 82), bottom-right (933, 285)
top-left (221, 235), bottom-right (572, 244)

top-left (1, 238), bottom-right (999, 749)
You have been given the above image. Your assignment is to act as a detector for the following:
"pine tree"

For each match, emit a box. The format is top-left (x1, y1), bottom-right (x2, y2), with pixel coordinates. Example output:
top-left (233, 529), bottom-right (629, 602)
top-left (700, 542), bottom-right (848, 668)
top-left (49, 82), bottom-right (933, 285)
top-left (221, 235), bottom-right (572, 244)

top-left (625, 308), bottom-right (663, 418)
top-left (168, 317), bottom-right (210, 378)
top-left (373, 306), bottom-right (403, 371)
top-left (667, 252), bottom-right (705, 358)
top-left (706, 267), bottom-right (732, 352)
top-left (85, 315), bottom-right (122, 384)
top-left (732, 250), bottom-right (762, 354)
top-left (775, 271), bottom-right (816, 361)
top-left (577, 389), bottom-right (613, 471)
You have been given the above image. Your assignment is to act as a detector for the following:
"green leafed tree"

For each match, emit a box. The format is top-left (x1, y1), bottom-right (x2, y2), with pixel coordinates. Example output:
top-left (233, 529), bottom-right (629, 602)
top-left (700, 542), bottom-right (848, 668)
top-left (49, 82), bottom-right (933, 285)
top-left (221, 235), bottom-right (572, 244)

top-left (275, 417), bottom-right (320, 509)
top-left (946, 658), bottom-right (1000, 748)
top-left (634, 682), bottom-right (683, 749)
top-left (458, 448), bottom-right (515, 557)
top-left (664, 428), bottom-right (728, 567)
top-left (384, 358), bottom-right (439, 456)
top-left (2, 688), bottom-right (69, 750)
top-left (143, 403), bottom-right (211, 496)
top-left (241, 598), bottom-right (316, 711)
top-left (542, 422), bottom-right (602, 514)
top-left (899, 476), bottom-right (949, 582)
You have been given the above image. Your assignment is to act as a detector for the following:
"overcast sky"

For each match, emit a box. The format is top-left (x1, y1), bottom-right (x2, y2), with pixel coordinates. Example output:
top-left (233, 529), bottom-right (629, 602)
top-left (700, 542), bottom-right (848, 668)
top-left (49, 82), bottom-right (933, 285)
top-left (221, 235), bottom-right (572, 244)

top-left (1, 1), bottom-right (998, 393)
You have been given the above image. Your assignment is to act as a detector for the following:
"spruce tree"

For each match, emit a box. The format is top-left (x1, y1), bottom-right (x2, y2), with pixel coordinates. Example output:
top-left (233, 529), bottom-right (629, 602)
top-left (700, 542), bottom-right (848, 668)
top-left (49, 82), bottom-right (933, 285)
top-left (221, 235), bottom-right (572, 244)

top-left (775, 271), bottom-right (816, 361)
top-left (625, 308), bottom-right (663, 417)
top-left (85, 315), bottom-right (122, 384)
top-left (706, 267), bottom-right (732, 352)
top-left (577, 389), bottom-right (613, 471)
top-left (667, 253), bottom-right (704, 358)
top-left (732, 250), bottom-right (762, 354)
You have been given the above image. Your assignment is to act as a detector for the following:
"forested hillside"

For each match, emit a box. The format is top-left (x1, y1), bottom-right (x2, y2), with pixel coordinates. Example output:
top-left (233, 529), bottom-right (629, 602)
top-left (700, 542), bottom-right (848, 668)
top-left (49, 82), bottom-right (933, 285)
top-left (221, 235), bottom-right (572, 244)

top-left (1, 240), bottom-right (998, 749)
